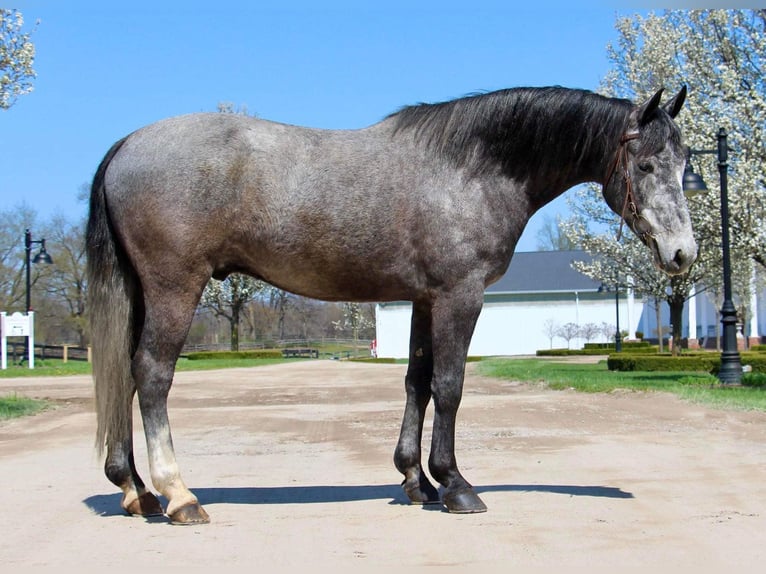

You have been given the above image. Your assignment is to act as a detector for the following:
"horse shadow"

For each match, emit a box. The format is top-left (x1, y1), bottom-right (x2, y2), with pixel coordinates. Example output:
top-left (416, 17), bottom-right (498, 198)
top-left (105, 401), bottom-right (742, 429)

top-left (83, 483), bottom-right (633, 518)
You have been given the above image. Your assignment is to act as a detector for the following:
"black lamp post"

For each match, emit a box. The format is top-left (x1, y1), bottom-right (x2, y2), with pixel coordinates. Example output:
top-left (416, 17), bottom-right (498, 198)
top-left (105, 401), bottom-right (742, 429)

top-left (21, 229), bottom-right (53, 365)
top-left (25, 228), bottom-right (54, 314)
top-left (598, 283), bottom-right (622, 352)
top-left (682, 128), bottom-right (742, 385)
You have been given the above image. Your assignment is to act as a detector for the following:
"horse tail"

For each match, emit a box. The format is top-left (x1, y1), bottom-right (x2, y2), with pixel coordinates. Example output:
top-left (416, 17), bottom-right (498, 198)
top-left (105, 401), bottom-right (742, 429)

top-left (86, 135), bottom-right (136, 456)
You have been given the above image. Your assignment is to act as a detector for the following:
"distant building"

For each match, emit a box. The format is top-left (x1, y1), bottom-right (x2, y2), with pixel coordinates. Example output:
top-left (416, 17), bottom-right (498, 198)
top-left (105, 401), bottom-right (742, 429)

top-left (374, 250), bottom-right (766, 358)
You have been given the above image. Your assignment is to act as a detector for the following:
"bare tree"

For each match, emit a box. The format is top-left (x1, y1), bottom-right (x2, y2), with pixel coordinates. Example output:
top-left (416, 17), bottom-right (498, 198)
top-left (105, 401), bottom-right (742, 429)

top-left (555, 322), bottom-right (580, 350)
top-left (579, 322), bottom-right (600, 344)
top-left (40, 216), bottom-right (88, 345)
top-left (599, 322), bottom-right (615, 344)
top-left (542, 318), bottom-right (559, 348)
top-left (535, 214), bottom-right (579, 251)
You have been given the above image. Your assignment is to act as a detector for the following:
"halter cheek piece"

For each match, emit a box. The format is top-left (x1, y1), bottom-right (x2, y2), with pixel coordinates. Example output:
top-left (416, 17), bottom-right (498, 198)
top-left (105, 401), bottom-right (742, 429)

top-left (602, 132), bottom-right (655, 243)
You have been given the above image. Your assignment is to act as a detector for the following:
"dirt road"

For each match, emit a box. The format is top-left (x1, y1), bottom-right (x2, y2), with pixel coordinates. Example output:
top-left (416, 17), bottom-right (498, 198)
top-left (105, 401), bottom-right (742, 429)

top-left (1, 360), bottom-right (765, 570)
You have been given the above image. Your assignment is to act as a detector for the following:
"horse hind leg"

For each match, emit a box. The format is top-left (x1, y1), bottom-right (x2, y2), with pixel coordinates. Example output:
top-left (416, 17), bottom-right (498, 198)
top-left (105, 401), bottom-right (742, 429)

top-left (394, 302), bottom-right (440, 505)
top-left (133, 285), bottom-right (210, 525)
top-left (92, 266), bottom-right (162, 517)
top-left (103, 391), bottom-right (164, 517)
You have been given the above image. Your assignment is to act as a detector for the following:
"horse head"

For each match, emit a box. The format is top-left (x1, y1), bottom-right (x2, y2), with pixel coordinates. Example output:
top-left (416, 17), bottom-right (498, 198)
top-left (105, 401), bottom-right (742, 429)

top-left (603, 86), bottom-right (697, 276)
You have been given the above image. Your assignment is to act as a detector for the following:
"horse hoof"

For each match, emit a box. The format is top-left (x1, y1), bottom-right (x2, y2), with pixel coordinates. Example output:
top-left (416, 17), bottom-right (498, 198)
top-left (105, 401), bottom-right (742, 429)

top-left (125, 492), bottom-right (164, 517)
top-left (402, 478), bottom-right (441, 505)
top-left (169, 502), bottom-right (210, 525)
top-left (443, 488), bottom-right (488, 514)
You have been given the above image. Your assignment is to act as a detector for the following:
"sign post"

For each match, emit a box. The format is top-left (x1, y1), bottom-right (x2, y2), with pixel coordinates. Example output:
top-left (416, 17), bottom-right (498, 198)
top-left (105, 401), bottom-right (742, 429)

top-left (1, 311), bottom-right (34, 369)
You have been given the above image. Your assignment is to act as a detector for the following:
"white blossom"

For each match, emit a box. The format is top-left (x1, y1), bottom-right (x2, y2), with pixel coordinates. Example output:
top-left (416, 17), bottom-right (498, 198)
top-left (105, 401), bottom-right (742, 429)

top-left (0, 9), bottom-right (37, 110)
top-left (565, 9), bottom-right (765, 350)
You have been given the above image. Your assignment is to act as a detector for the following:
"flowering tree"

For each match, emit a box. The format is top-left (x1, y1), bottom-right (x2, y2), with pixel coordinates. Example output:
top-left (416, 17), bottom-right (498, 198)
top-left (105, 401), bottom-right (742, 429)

top-left (561, 194), bottom-right (713, 354)
top-left (200, 274), bottom-right (266, 351)
top-left (333, 302), bottom-right (375, 345)
top-left (563, 9), bottom-right (765, 354)
top-left (604, 9), bottom-right (765, 270)
top-left (0, 9), bottom-right (37, 110)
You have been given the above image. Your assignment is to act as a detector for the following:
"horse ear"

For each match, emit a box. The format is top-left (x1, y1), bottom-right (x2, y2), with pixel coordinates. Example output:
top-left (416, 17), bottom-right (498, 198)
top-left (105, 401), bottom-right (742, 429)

top-left (635, 89), bottom-right (665, 126)
top-left (662, 85), bottom-right (687, 119)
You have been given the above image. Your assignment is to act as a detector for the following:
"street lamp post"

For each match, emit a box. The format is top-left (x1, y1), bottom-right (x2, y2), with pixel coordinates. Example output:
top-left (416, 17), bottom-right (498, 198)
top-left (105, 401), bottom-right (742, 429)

top-left (24, 228), bottom-right (53, 313)
top-left (22, 229), bottom-right (53, 364)
top-left (599, 283), bottom-right (622, 352)
top-left (682, 128), bottom-right (742, 385)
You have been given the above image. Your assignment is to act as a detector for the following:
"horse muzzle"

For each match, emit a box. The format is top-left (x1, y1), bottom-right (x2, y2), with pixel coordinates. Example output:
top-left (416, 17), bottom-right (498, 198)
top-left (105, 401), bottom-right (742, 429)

top-left (644, 232), bottom-right (698, 276)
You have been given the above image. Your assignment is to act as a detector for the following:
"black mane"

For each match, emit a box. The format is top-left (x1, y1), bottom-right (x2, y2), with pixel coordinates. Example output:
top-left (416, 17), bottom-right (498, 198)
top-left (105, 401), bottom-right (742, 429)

top-left (389, 87), bottom-right (635, 185)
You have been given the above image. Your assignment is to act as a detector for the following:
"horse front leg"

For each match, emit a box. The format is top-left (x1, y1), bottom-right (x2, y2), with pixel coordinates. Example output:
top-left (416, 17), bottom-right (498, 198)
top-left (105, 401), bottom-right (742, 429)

top-left (394, 301), bottom-right (440, 504)
top-left (428, 285), bottom-right (487, 513)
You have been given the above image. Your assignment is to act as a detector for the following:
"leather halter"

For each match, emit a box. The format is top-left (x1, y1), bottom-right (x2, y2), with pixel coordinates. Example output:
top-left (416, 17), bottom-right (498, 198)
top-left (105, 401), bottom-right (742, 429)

top-left (603, 132), bottom-right (654, 243)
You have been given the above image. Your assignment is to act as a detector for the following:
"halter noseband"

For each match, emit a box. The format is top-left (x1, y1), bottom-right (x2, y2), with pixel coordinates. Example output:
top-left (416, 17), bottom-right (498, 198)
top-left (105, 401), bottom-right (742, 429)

top-left (603, 132), bottom-right (654, 243)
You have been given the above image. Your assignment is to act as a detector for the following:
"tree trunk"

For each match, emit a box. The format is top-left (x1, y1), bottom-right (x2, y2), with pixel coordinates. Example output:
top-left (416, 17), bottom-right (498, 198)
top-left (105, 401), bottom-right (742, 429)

top-left (655, 299), bottom-right (664, 353)
top-left (230, 304), bottom-right (240, 351)
top-left (669, 296), bottom-right (685, 357)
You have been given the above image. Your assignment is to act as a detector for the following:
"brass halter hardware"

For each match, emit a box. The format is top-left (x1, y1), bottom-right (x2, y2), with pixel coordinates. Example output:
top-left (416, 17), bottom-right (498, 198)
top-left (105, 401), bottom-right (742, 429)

top-left (603, 132), bottom-right (655, 244)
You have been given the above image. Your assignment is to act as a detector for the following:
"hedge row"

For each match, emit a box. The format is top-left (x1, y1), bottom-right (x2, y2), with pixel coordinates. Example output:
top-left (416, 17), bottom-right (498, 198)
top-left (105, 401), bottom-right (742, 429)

top-left (584, 341), bottom-right (654, 350)
top-left (607, 352), bottom-right (766, 373)
top-left (537, 345), bottom-right (659, 357)
top-left (185, 349), bottom-right (284, 361)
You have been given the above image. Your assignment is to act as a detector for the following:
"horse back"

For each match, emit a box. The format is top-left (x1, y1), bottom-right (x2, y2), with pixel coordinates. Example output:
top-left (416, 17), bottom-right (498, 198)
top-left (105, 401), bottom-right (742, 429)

top-left (102, 113), bottom-right (516, 302)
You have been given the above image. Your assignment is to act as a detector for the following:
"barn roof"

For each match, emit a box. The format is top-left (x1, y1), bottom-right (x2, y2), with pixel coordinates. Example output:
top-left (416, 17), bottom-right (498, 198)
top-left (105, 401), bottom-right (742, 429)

top-left (486, 250), bottom-right (601, 294)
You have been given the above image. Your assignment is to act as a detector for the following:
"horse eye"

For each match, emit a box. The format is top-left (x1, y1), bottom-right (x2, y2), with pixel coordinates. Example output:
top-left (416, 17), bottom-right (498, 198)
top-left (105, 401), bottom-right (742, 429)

top-left (637, 162), bottom-right (654, 173)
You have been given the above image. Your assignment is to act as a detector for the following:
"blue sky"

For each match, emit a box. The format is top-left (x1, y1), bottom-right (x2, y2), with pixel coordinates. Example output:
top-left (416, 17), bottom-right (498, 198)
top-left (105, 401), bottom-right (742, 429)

top-left (3, 1), bottom-right (644, 251)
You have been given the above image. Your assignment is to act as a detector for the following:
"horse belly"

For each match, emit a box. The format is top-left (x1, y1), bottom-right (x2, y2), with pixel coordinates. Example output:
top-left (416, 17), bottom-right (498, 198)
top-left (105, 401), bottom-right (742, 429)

top-left (245, 234), bottom-right (422, 303)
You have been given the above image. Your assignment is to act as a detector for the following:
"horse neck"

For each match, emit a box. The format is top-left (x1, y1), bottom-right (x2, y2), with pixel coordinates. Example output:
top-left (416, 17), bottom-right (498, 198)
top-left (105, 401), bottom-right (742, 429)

top-left (386, 88), bottom-right (633, 210)
top-left (504, 104), bottom-right (632, 211)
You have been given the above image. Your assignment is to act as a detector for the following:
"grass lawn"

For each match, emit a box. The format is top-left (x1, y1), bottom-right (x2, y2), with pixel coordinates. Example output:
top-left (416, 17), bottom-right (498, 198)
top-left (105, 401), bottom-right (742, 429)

top-left (477, 357), bottom-right (766, 411)
top-left (0, 393), bottom-right (49, 419)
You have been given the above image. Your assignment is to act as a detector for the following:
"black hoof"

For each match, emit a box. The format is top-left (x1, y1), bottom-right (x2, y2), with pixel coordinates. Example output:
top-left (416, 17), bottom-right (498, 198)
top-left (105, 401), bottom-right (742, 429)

top-left (124, 491), bottom-right (164, 517)
top-left (402, 477), bottom-right (441, 505)
top-left (443, 488), bottom-right (488, 514)
top-left (168, 502), bottom-right (211, 525)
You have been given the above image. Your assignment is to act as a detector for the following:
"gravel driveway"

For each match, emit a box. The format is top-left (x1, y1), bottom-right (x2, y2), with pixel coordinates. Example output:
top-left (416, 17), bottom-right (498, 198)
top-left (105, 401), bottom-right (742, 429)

top-left (1, 360), bottom-right (765, 569)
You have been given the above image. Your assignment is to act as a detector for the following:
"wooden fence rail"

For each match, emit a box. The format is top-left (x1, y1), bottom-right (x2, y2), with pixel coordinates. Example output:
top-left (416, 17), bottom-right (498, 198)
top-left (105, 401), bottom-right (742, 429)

top-left (4, 342), bottom-right (91, 363)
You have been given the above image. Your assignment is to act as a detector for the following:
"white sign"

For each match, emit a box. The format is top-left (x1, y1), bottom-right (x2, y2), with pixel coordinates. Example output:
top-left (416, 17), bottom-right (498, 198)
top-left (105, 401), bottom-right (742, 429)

top-left (1, 311), bottom-right (35, 369)
top-left (4, 312), bottom-right (30, 336)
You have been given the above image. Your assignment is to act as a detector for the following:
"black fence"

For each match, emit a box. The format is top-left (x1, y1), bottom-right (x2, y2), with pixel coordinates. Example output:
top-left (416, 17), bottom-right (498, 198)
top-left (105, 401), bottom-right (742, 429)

top-left (4, 342), bottom-right (90, 363)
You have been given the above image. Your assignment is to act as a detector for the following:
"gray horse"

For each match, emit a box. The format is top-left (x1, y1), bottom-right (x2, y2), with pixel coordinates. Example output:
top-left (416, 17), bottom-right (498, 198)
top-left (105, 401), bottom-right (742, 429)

top-left (87, 86), bottom-right (695, 524)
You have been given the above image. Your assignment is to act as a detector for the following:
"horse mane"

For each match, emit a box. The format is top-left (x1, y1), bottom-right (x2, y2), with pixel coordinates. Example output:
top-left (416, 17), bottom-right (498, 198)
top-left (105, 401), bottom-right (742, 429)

top-left (388, 87), bottom-right (637, 182)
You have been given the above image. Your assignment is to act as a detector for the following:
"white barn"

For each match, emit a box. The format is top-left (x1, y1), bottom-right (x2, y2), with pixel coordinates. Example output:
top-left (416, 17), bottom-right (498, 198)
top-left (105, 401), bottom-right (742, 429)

top-left (375, 250), bottom-right (644, 358)
top-left (375, 249), bottom-right (766, 358)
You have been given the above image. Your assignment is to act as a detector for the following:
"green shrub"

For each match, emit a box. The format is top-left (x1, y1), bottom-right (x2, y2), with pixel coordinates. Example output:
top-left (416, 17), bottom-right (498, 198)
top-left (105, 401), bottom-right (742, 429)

top-left (536, 348), bottom-right (575, 356)
top-left (737, 353), bottom-right (766, 374)
top-left (537, 344), bottom-right (658, 357)
top-left (743, 372), bottom-right (766, 387)
top-left (607, 353), bottom-right (719, 372)
top-left (185, 349), bottom-right (283, 361)
top-left (584, 341), bottom-right (653, 350)
top-left (607, 351), bottom-right (766, 374)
